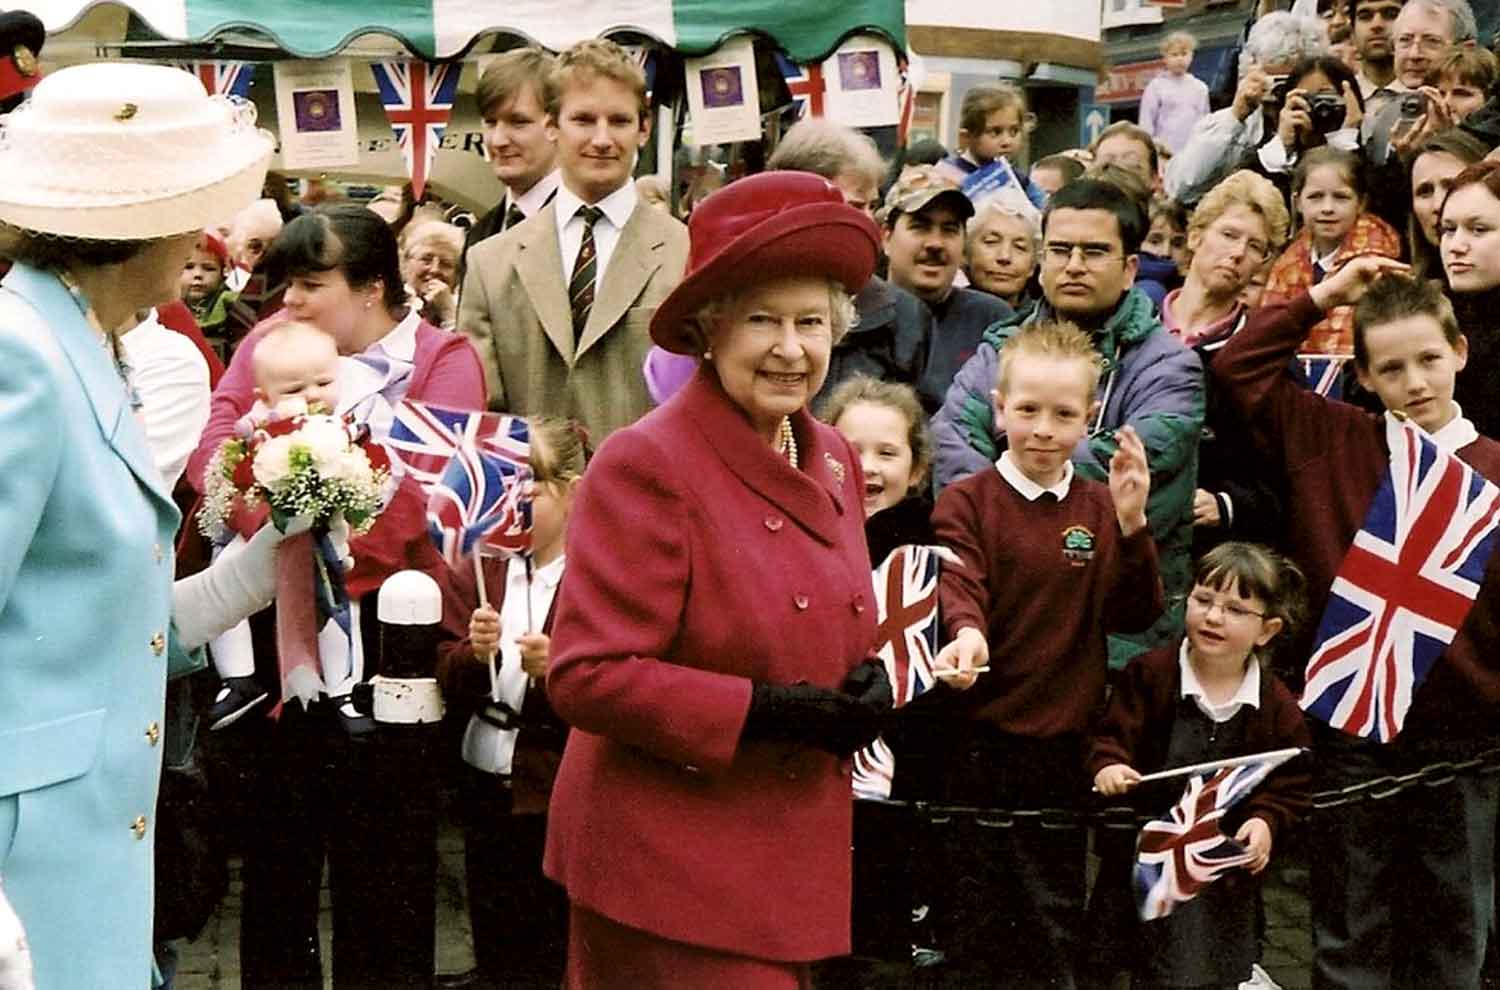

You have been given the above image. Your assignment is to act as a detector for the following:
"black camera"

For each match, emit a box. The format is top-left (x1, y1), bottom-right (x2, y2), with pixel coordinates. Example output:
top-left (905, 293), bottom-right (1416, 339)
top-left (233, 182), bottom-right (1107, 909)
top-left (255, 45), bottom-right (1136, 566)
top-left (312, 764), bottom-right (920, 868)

top-left (1400, 92), bottom-right (1429, 120)
top-left (1308, 93), bottom-right (1348, 134)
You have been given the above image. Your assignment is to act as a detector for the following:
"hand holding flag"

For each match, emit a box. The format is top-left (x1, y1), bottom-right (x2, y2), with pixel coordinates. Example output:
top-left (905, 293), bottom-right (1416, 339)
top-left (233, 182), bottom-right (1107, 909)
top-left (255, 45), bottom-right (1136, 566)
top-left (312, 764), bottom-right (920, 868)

top-left (1133, 748), bottom-right (1300, 920)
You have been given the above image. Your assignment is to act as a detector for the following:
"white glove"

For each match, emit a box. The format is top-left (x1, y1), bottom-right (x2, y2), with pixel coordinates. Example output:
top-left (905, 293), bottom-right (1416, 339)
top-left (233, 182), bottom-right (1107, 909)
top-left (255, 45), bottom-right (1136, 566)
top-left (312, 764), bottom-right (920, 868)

top-left (171, 516), bottom-right (312, 651)
top-left (0, 883), bottom-right (34, 990)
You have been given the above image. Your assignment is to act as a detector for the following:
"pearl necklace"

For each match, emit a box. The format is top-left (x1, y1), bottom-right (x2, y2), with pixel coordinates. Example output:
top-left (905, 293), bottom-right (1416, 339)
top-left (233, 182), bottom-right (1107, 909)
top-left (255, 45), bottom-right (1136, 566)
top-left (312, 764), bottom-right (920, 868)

top-left (777, 416), bottom-right (799, 470)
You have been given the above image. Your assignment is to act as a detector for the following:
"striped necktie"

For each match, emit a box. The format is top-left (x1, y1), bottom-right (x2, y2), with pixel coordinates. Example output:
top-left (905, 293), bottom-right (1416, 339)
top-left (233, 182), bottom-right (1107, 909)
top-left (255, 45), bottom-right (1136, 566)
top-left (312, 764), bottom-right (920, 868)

top-left (569, 205), bottom-right (605, 338)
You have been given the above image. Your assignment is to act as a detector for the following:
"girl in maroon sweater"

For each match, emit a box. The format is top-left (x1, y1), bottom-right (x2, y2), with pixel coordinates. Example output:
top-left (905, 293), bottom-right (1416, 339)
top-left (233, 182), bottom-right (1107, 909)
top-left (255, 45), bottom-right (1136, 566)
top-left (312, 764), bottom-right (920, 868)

top-left (1087, 542), bottom-right (1313, 990)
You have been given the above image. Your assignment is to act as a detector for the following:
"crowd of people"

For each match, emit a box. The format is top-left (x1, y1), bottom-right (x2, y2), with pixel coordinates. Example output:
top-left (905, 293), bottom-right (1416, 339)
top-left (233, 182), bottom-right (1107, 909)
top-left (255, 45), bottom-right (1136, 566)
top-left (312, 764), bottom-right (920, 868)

top-left (9, 0), bottom-right (1500, 988)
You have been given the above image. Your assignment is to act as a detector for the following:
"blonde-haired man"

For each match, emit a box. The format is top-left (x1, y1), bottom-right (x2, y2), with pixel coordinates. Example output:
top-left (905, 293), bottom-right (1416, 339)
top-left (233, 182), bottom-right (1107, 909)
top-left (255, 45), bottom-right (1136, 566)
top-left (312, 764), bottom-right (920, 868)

top-left (459, 39), bottom-right (688, 441)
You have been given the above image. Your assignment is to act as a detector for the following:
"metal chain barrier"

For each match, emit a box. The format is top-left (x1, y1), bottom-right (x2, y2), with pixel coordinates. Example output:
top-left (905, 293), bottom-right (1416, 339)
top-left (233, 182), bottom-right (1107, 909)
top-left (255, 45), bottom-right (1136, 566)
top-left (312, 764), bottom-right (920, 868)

top-left (875, 745), bottom-right (1500, 830)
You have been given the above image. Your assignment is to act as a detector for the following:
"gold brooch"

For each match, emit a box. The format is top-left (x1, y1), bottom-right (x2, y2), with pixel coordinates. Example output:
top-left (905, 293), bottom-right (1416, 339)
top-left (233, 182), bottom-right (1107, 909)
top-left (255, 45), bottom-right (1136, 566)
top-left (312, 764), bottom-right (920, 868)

top-left (114, 103), bottom-right (138, 122)
top-left (825, 452), bottom-right (845, 486)
top-left (12, 45), bottom-right (36, 78)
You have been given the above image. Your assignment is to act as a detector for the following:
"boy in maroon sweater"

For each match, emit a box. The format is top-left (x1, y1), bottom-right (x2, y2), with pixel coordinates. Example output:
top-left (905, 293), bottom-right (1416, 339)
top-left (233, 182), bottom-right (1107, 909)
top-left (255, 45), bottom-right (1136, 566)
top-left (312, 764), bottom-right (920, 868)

top-left (931, 320), bottom-right (1164, 988)
top-left (1212, 258), bottom-right (1500, 989)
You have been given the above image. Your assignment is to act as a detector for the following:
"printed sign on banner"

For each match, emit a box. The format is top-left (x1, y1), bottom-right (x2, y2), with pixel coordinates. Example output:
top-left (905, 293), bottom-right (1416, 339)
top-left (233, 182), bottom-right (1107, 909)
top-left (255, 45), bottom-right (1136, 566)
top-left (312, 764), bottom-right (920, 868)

top-left (821, 34), bottom-right (900, 128)
top-left (684, 36), bottom-right (761, 146)
top-left (274, 59), bottom-right (360, 169)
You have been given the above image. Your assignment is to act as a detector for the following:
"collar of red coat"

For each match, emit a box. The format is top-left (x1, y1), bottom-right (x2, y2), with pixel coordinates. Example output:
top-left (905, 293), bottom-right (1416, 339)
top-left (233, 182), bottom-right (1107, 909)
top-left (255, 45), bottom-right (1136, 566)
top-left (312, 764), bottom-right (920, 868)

top-left (674, 363), bottom-right (852, 546)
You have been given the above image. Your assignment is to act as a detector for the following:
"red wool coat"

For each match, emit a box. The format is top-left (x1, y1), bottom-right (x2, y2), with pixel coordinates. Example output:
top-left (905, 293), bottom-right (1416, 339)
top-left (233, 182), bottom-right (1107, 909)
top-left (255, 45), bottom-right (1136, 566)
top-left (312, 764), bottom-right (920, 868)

top-left (543, 365), bottom-right (877, 964)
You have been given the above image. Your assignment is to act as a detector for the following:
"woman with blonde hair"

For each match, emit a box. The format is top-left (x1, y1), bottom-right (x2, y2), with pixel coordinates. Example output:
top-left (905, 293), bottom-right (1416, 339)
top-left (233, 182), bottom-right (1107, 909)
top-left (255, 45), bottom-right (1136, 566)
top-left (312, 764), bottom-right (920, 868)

top-left (1165, 170), bottom-right (1292, 555)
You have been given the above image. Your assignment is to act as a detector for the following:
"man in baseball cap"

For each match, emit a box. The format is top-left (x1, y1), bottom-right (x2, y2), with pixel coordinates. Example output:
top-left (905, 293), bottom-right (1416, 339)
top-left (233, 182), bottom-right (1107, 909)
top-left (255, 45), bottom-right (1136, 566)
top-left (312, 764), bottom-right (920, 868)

top-left (880, 164), bottom-right (1010, 411)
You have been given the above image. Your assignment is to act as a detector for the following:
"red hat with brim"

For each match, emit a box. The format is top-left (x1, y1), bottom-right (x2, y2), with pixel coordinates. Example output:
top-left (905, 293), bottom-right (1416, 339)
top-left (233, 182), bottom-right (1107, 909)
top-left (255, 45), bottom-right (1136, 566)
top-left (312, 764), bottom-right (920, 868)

top-left (650, 170), bottom-right (881, 355)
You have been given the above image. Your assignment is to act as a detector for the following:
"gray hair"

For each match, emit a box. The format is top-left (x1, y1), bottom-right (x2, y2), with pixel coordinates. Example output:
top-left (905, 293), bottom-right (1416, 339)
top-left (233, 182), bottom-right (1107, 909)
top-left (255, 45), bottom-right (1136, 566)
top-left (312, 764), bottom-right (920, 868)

top-left (686, 281), bottom-right (858, 356)
top-left (1241, 12), bottom-right (1329, 75)
top-left (766, 118), bottom-right (886, 187)
top-left (1402, 0), bottom-right (1477, 43)
top-left (967, 191), bottom-right (1042, 249)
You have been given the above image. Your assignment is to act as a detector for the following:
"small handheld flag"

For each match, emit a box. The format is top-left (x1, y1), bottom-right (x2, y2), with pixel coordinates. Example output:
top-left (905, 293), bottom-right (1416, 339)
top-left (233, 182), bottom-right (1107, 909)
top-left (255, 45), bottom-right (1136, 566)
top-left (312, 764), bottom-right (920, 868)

top-left (1134, 748), bottom-right (1299, 921)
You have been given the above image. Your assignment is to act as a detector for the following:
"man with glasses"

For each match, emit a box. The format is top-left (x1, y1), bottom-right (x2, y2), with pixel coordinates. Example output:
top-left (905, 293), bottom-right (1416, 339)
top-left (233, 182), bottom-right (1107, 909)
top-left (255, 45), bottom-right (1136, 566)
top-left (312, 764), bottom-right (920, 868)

top-left (933, 178), bottom-right (1203, 664)
top-left (1364, 0), bottom-right (1477, 161)
top-left (880, 166), bottom-right (1011, 412)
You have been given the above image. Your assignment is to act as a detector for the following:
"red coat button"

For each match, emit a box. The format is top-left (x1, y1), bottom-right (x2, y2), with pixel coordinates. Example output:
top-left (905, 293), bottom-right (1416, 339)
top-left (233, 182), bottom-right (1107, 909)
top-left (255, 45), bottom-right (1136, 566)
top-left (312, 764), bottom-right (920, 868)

top-left (852, 593), bottom-right (866, 615)
top-left (764, 516), bottom-right (784, 532)
top-left (794, 594), bottom-right (809, 610)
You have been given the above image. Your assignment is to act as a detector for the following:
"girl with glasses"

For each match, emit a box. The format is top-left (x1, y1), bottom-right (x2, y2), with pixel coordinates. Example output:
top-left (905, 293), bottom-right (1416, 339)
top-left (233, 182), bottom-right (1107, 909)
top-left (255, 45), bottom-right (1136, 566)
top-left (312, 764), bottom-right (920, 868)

top-left (1087, 541), bottom-right (1313, 990)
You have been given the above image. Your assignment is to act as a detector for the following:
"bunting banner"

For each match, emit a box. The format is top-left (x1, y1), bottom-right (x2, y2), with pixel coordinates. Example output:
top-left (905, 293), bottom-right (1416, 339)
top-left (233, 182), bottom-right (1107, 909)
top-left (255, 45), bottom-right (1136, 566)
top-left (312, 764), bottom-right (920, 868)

top-left (180, 60), bottom-right (253, 99)
top-left (370, 59), bottom-right (461, 200)
top-left (775, 53), bottom-right (825, 118)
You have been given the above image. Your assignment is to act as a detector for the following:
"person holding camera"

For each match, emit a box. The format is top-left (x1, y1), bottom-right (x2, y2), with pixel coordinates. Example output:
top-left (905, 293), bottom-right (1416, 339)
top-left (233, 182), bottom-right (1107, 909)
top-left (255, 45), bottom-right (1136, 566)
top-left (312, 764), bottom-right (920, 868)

top-left (1164, 11), bottom-right (1330, 207)
top-left (1363, 0), bottom-right (1477, 166)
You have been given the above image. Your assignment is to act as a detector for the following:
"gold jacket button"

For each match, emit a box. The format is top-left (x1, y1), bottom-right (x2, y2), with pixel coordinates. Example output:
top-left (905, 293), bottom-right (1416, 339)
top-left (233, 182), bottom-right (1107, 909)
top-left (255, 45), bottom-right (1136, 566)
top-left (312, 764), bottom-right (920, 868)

top-left (131, 815), bottom-right (148, 839)
top-left (145, 722), bottom-right (161, 746)
top-left (150, 632), bottom-right (166, 656)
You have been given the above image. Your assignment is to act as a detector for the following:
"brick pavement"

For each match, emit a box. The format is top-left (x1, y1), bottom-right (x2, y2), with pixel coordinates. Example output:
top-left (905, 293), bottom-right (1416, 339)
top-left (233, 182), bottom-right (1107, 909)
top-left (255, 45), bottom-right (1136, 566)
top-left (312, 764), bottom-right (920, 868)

top-left (173, 822), bottom-right (1314, 989)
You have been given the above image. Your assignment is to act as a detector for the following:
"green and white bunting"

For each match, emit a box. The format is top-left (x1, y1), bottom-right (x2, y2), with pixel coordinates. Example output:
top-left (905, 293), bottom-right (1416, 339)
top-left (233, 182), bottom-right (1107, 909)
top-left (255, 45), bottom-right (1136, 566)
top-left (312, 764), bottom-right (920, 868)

top-left (30, 0), bottom-right (905, 62)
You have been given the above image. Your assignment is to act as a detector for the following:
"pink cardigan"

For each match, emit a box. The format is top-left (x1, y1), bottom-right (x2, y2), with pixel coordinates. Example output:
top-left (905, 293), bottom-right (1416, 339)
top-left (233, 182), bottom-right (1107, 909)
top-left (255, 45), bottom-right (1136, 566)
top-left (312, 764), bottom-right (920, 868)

top-left (186, 316), bottom-right (486, 602)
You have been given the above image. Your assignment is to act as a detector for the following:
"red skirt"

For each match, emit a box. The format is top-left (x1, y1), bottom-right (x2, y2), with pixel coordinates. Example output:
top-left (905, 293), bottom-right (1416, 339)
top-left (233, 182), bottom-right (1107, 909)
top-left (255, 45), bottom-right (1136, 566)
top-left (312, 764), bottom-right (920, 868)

top-left (565, 904), bottom-right (814, 990)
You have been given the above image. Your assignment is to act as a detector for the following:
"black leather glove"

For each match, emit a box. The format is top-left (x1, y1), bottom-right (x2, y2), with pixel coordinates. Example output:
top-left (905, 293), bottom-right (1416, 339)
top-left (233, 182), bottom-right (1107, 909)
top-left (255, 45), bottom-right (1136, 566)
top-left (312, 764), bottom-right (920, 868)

top-left (741, 660), bottom-right (893, 757)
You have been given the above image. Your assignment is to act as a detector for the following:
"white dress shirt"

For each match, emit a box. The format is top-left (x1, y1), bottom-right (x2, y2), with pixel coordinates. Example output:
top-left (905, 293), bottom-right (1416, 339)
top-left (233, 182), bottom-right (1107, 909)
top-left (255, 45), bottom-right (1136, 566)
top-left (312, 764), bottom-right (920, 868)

top-left (554, 179), bottom-right (639, 289)
top-left (996, 449), bottom-right (1075, 501)
top-left (1179, 640), bottom-right (1262, 724)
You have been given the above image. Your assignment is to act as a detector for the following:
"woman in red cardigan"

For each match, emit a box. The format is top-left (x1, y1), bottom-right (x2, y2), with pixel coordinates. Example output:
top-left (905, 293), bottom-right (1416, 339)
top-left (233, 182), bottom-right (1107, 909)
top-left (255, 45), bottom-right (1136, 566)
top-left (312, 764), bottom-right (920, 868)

top-left (543, 171), bottom-right (895, 988)
top-left (185, 204), bottom-right (485, 989)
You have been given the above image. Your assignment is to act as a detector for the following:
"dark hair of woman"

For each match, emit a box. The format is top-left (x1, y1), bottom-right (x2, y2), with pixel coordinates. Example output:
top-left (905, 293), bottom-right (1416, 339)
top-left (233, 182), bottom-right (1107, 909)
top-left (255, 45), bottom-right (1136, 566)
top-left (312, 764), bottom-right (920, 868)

top-left (262, 203), bottom-right (406, 311)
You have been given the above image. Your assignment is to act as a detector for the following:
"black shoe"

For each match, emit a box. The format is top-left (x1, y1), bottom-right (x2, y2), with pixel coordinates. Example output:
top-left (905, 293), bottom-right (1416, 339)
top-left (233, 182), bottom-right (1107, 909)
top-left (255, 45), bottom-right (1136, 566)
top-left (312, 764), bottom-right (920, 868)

top-left (208, 676), bottom-right (269, 730)
top-left (334, 695), bottom-right (376, 738)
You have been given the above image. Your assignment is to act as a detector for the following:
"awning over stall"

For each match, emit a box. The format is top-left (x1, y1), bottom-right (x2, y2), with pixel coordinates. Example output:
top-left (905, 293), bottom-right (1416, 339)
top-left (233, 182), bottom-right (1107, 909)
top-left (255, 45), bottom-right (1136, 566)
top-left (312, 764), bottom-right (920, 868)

top-left (25, 0), bottom-right (906, 61)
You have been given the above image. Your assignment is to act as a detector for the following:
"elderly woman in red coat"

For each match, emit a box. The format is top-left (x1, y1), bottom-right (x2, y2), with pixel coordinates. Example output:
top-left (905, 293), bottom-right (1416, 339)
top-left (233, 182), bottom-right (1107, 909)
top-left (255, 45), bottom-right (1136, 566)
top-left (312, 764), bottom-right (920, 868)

top-left (543, 171), bottom-right (893, 988)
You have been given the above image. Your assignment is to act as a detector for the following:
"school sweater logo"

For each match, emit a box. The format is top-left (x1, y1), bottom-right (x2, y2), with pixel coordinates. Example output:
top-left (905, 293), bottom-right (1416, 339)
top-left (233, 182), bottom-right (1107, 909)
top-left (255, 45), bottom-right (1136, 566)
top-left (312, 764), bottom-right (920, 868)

top-left (1061, 525), bottom-right (1095, 566)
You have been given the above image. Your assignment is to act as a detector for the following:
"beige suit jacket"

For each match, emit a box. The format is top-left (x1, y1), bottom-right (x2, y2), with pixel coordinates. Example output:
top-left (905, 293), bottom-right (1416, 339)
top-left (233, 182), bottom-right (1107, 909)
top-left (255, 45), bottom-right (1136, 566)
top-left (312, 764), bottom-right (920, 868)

top-left (458, 198), bottom-right (689, 441)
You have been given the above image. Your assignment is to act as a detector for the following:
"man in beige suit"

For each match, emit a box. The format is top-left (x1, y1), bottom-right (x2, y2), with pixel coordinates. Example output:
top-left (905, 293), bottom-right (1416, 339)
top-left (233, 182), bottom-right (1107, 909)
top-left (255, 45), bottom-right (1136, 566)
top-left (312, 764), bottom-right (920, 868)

top-left (459, 39), bottom-right (688, 440)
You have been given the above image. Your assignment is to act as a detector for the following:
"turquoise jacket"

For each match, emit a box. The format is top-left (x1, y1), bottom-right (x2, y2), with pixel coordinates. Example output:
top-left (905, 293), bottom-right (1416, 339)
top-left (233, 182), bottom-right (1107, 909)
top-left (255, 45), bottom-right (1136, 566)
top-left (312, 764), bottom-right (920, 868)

top-left (930, 288), bottom-right (1204, 665)
top-left (0, 264), bottom-right (180, 987)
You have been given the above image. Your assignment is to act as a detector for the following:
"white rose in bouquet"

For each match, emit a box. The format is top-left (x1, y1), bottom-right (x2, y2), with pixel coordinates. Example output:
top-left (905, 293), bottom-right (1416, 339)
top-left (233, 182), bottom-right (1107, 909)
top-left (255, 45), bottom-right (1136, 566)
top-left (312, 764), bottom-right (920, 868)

top-left (326, 446), bottom-right (376, 486)
top-left (298, 415), bottom-right (353, 474)
top-left (253, 435), bottom-right (296, 489)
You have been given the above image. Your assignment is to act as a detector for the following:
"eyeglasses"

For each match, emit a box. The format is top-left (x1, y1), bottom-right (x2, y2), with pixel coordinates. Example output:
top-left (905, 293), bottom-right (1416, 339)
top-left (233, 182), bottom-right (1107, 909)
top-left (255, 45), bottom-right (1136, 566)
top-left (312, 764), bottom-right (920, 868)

top-left (1186, 591), bottom-right (1266, 622)
top-left (1394, 33), bottom-right (1450, 54)
top-left (1206, 223), bottom-right (1270, 262)
top-left (1042, 241), bottom-right (1122, 269)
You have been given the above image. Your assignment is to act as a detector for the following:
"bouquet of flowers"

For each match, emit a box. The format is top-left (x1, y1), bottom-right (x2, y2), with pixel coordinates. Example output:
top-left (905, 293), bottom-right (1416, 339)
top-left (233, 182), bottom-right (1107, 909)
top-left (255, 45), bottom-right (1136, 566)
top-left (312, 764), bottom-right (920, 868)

top-left (199, 409), bottom-right (392, 539)
top-left (198, 406), bottom-right (394, 713)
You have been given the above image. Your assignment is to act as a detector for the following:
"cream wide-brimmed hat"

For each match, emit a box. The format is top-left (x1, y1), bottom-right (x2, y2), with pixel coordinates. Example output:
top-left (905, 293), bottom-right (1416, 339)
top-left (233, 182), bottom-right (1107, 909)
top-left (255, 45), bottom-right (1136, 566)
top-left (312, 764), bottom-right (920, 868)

top-left (0, 61), bottom-right (274, 240)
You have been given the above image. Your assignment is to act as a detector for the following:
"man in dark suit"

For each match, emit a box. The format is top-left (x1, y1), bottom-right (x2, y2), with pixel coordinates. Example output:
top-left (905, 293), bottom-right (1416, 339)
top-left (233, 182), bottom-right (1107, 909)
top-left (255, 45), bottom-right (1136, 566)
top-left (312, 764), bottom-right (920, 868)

top-left (458, 39), bottom-right (688, 440)
top-left (458, 47), bottom-right (561, 283)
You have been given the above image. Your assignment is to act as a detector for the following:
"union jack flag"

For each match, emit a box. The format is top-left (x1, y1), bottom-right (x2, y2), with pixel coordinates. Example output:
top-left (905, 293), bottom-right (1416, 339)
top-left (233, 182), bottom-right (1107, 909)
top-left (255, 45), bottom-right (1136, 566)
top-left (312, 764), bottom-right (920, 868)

top-left (1298, 355), bottom-right (1348, 400)
top-left (1134, 751), bottom-right (1294, 921)
top-left (387, 401), bottom-right (515, 488)
top-left (775, 53), bottom-right (825, 118)
top-left (852, 545), bottom-right (943, 799)
top-left (1302, 417), bottom-right (1500, 742)
top-left (180, 61), bottom-right (254, 100)
top-left (425, 414), bottom-right (533, 566)
top-left (369, 60), bottom-right (461, 201)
